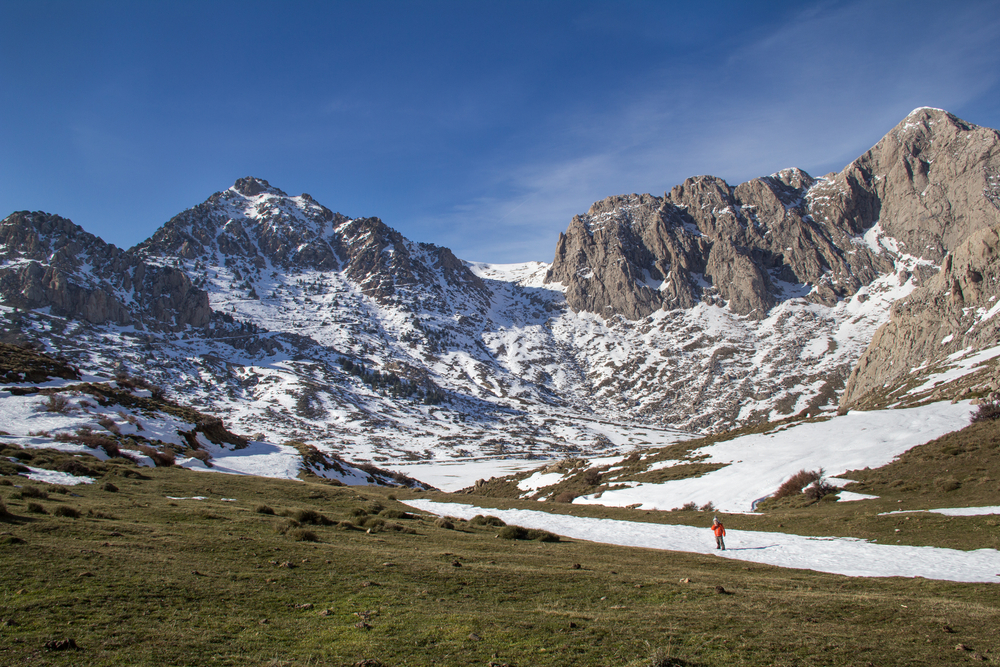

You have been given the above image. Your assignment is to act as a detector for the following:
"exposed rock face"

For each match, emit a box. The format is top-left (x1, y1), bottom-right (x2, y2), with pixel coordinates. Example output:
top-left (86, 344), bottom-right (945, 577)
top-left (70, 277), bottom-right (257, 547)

top-left (0, 211), bottom-right (210, 330)
top-left (547, 108), bottom-right (1000, 320)
top-left (136, 176), bottom-right (489, 310)
top-left (841, 226), bottom-right (1000, 409)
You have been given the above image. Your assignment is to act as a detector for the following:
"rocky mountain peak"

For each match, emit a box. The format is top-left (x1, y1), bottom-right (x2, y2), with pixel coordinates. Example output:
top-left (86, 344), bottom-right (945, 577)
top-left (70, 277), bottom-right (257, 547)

top-left (232, 176), bottom-right (288, 198)
top-left (546, 109), bottom-right (1000, 322)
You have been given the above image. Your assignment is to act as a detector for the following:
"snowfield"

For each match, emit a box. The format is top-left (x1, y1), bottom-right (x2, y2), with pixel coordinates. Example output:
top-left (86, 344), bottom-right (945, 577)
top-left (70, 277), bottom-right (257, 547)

top-left (568, 401), bottom-right (976, 513)
top-left (0, 381), bottom-right (408, 488)
top-left (405, 499), bottom-right (1000, 584)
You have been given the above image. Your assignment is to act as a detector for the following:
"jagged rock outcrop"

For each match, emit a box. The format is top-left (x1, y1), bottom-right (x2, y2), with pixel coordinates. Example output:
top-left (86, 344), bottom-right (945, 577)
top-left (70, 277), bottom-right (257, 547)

top-left (137, 177), bottom-right (489, 310)
top-left (841, 225), bottom-right (1000, 409)
top-left (0, 211), bottom-right (210, 330)
top-left (547, 108), bottom-right (1000, 320)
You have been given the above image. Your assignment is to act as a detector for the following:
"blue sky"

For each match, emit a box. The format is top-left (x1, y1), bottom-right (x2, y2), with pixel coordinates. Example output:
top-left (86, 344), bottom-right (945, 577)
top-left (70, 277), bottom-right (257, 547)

top-left (2, 1), bottom-right (999, 263)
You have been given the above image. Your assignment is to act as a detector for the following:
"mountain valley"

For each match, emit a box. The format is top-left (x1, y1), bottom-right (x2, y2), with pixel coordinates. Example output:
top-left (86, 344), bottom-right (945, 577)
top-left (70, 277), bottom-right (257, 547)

top-left (0, 107), bottom-right (999, 485)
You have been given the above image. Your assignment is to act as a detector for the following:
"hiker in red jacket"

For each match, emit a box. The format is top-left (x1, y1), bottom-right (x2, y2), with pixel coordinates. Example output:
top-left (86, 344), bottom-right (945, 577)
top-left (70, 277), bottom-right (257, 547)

top-left (711, 518), bottom-right (726, 550)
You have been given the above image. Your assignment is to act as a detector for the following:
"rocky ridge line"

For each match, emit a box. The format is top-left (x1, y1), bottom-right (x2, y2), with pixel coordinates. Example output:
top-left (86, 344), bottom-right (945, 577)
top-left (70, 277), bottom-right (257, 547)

top-left (545, 108), bottom-right (1000, 322)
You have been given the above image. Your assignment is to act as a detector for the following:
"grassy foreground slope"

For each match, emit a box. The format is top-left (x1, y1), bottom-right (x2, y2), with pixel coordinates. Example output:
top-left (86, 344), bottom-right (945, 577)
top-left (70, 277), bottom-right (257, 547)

top-left (1, 449), bottom-right (998, 666)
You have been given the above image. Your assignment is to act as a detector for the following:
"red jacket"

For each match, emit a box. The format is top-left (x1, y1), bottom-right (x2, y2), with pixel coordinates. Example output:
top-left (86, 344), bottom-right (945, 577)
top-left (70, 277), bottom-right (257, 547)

top-left (712, 522), bottom-right (725, 536)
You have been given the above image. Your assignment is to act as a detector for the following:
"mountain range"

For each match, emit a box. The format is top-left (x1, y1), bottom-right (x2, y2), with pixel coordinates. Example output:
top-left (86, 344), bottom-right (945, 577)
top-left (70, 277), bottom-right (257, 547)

top-left (2, 106), bottom-right (999, 473)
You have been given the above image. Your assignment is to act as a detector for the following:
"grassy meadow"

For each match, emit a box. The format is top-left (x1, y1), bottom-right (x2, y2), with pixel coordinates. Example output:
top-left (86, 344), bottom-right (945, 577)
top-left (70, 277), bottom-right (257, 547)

top-left (1, 431), bottom-right (998, 666)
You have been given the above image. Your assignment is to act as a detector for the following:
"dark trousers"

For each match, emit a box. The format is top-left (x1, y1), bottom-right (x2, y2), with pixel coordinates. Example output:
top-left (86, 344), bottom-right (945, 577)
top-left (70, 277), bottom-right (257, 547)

top-left (715, 535), bottom-right (725, 550)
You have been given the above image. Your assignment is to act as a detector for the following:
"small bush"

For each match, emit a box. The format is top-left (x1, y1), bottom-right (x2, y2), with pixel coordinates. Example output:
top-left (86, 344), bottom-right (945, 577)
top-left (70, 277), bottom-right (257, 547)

top-left (497, 525), bottom-right (558, 541)
top-left (526, 528), bottom-right (560, 542)
top-left (274, 520), bottom-right (298, 535)
top-left (349, 507), bottom-right (369, 517)
top-left (291, 509), bottom-right (333, 526)
top-left (498, 525), bottom-right (529, 540)
top-left (382, 522), bottom-right (417, 534)
top-left (52, 505), bottom-right (80, 518)
top-left (101, 481), bottom-right (119, 493)
top-left (54, 432), bottom-right (118, 452)
top-left (336, 520), bottom-right (358, 530)
top-left (136, 444), bottom-right (175, 467)
top-left (0, 498), bottom-right (6, 516)
top-left (379, 509), bottom-right (414, 520)
top-left (0, 479), bottom-right (11, 486)
top-left (583, 469), bottom-right (602, 486)
top-left (773, 469), bottom-right (822, 499)
top-left (936, 476), bottom-right (961, 492)
top-left (20, 485), bottom-right (48, 500)
top-left (255, 504), bottom-right (275, 515)
top-left (360, 517), bottom-right (386, 530)
top-left (366, 501), bottom-right (385, 514)
top-left (433, 517), bottom-right (455, 530)
top-left (187, 449), bottom-right (211, 463)
top-left (97, 416), bottom-right (120, 434)
top-left (38, 394), bottom-right (70, 414)
top-left (971, 400), bottom-right (1000, 423)
top-left (680, 502), bottom-right (698, 511)
top-left (470, 514), bottom-right (506, 527)
top-left (804, 479), bottom-right (838, 500)
top-left (552, 491), bottom-right (576, 503)
top-left (56, 460), bottom-right (97, 477)
top-left (27, 502), bottom-right (46, 514)
top-left (289, 529), bottom-right (319, 542)
top-left (12, 450), bottom-right (33, 461)
top-left (699, 501), bottom-right (715, 512)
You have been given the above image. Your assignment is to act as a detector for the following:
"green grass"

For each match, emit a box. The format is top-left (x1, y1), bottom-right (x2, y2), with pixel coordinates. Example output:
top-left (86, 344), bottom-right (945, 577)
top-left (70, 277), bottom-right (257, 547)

top-left (0, 446), bottom-right (998, 666)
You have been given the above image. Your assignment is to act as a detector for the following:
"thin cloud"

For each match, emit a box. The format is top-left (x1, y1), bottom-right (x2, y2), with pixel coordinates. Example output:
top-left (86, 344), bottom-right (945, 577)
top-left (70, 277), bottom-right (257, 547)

top-left (435, 0), bottom-right (1000, 263)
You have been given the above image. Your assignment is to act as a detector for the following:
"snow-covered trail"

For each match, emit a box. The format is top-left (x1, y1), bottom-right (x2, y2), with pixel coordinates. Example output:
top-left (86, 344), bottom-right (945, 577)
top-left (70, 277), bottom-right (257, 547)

top-left (405, 500), bottom-right (1000, 584)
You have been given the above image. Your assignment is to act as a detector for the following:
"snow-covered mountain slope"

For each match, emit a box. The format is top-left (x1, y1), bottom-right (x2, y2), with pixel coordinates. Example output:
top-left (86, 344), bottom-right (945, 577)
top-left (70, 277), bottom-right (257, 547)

top-left (0, 183), bottom-right (947, 463)
top-left (1, 108), bottom-right (998, 479)
top-left (0, 365), bottom-right (415, 488)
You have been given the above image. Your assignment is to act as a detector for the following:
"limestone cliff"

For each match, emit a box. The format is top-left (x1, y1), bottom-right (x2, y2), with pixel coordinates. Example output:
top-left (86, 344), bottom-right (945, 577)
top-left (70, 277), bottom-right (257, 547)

top-left (546, 108), bottom-right (1000, 321)
top-left (0, 211), bottom-right (210, 330)
top-left (840, 226), bottom-right (1000, 409)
